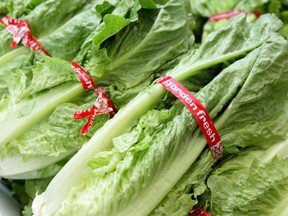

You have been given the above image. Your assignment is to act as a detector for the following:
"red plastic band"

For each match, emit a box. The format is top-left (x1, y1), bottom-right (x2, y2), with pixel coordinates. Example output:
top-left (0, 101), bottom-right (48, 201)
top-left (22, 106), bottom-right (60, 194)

top-left (157, 75), bottom-right (223, 161)
top-left (71, 62), bottom-right (97, 90)
top-left (189, 207), bottom-right (211, 216)
top-left (209, 10), bottom-right (261, 22)
top-left (0, 16), bottom-right (49, 55)
top-left (22, 34), bottom-right (49, 55)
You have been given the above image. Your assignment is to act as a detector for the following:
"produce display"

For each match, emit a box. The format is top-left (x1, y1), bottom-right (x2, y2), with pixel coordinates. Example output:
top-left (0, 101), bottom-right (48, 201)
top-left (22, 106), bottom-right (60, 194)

top-left (0, 0), bottom-right (287, 216)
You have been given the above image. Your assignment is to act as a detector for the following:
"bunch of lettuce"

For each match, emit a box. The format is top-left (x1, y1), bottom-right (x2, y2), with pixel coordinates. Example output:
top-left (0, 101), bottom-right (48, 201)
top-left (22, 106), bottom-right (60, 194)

top-left (0, 0), bottom-right (194, 179)
top-left (32, 12), bottom-right (288, 215)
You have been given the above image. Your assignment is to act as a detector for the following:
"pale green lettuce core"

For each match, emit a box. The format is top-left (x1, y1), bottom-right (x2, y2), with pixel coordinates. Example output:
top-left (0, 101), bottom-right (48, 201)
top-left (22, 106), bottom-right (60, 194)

top-left (0, 0), bottom-right (194, 178)
top-left (32, 13), bottom-right (288, 215)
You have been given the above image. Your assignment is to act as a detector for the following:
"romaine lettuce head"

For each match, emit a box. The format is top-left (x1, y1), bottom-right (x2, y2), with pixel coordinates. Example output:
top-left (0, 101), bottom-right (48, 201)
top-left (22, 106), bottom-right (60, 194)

top-left (150, 22), bottom-right (288, 215)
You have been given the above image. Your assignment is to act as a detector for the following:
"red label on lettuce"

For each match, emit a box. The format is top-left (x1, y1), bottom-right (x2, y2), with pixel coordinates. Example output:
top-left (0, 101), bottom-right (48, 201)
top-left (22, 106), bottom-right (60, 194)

top-left (157, 75), bottom-right (223, 161)
top-left (22, 34), bottom-right (50, 55)
top-left (12, 24), bottom-right (30, 48)
top-left (0, 16), bottom-right (49, 55)
top-left (71, 62), bottom-right (97, 90)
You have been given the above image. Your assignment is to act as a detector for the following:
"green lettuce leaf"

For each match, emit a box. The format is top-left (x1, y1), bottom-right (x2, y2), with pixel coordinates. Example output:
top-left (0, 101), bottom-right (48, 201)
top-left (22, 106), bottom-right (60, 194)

top-left (0, 1), bottom-right (8, 16)
top-left (149, 149), bottom-right (214, 216)
top-left (80, 0), bottom-right (194, 107)
top-left (5, 0), bottom-right (48, 17)
top-left (200, 139), bottom-right (288, 216)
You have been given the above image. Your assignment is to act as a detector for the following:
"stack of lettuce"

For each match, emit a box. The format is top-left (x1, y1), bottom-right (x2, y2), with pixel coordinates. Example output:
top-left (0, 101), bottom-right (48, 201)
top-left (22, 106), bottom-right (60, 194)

top-left (0, 0), bottom-right (287, 215)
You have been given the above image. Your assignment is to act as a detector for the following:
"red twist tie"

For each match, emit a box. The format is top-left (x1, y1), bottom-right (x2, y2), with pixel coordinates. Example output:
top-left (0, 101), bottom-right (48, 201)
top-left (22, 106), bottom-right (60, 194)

top-left (0, 16), bottom-right (49, 55)
top-left (189, 207), bottom-right (211, 216)
top-left (157, 75), bottom-right (223, 161)
top-left (74, 87), bottom-right (117, 135)
top-left (71, 63), bottom-right (118, 135)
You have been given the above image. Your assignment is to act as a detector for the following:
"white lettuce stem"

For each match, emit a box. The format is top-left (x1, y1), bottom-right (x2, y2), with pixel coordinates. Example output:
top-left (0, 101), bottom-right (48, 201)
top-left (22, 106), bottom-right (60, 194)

top-left (0, 83), bottom-right (83, 147)
top-left (116, 132), bottom-right (208, 216)
top-left (0, 47), bottom-right (30, 66)
top-left (275, 192), bottom-right (288, 216)
top-left (0, 150), bottom-right (75, 178)
top-left (262, 139), bottom-right (288, 162)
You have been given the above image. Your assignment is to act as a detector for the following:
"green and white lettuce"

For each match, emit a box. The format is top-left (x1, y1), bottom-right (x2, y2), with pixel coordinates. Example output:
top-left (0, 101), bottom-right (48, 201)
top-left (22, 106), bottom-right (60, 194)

top-left (189, 0), bottom-right (268, 17)
top-left (32, 13), bottom-right (288, 215)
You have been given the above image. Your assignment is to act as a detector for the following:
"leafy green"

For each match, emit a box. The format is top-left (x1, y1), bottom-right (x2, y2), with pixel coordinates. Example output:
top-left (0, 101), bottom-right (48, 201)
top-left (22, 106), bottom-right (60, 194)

top-left (150, 31), bottom-right (288, 215)
top-left (149, 149), bottom-right (214, 216)
top-left (5, 0), bottom-right (48, 17)
top-left (190, 0), bottom-right (288, 40)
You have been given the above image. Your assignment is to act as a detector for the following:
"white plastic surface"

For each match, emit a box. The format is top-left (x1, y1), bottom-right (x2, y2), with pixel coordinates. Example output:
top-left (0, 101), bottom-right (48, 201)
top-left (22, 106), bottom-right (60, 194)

top-left (0, 181), bottom-right (21, 216)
